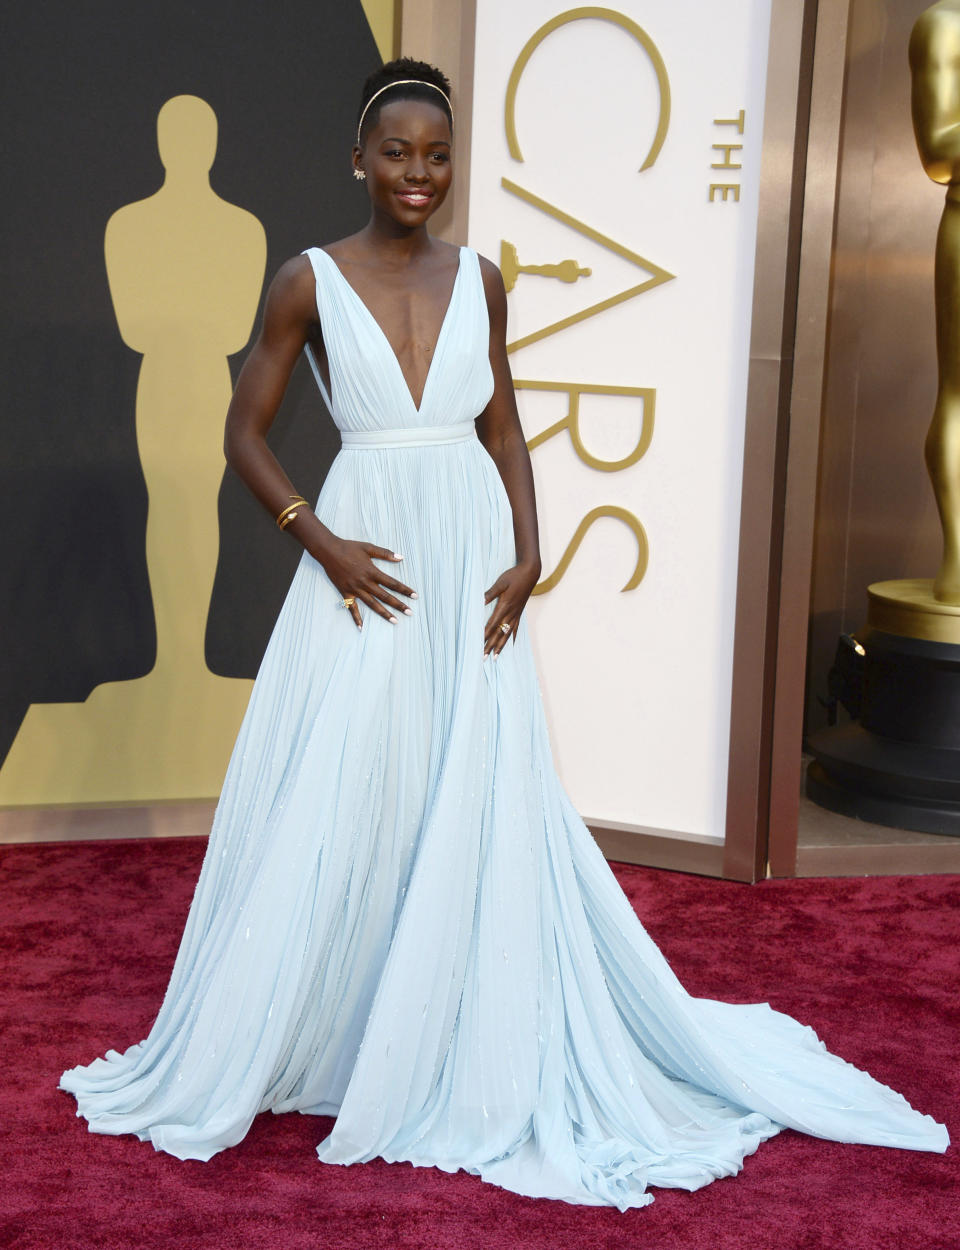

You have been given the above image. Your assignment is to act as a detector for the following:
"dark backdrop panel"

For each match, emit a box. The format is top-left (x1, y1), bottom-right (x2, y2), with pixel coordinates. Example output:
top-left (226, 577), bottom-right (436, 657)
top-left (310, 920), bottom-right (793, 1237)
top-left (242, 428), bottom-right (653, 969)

top-left (0, 1), bottom-right (379, 764)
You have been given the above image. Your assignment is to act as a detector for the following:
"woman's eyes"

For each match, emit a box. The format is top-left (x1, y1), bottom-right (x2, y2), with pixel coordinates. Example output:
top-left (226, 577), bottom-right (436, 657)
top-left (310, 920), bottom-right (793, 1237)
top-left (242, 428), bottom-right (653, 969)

top-left (384, 150), bottom-right (449, 162)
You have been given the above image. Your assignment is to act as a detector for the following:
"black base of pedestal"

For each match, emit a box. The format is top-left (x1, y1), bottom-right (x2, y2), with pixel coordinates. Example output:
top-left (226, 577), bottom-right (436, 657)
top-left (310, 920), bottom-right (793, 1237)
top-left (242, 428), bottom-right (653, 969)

top-left (806, 725), bottom-right (960, 837)
top-left (806, 627), bottom-right (960, 838)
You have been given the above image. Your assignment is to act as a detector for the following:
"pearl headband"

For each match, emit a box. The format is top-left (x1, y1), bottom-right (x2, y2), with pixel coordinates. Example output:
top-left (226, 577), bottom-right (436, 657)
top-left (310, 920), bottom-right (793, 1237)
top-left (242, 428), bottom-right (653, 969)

top-left (356, 79), bottom-right (453, 145)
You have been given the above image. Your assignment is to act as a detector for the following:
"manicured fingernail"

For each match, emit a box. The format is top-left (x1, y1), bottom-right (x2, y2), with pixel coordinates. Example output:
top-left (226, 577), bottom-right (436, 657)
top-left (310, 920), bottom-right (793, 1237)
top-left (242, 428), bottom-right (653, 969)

top-left (392, 552), bottom-right (403, 559)
top-left (403, 607), bottom-right (412, 615)
top-left (389, 615), bottom-right (398, 624)
top-left (483, 651), bottom-right (488, 661)
top-left (410, 591), bottom-right (418, 599)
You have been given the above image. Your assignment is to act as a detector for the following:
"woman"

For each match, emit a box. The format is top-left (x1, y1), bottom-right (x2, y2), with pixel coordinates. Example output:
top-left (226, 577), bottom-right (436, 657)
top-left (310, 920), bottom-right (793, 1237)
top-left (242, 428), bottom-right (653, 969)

top-left (60, 58), bottom-right (948, 1212)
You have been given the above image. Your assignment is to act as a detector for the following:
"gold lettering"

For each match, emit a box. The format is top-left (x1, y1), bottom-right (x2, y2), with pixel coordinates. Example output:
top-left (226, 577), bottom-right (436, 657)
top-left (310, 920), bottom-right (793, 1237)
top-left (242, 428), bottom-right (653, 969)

top-left (516, 380), bottom-right (654, 472)
top-left (501, 178), bottom-right (675, 353)
top-left (533, 505), bottom-right (648, 595)
top-left (504, 7), bottom-right (671, 173)
top-left (710, 143), bottom-right (743, 170)
top-left (713, 110), bottom-right (746, 133)
top-left (709, 183), bottom-right (741, 203)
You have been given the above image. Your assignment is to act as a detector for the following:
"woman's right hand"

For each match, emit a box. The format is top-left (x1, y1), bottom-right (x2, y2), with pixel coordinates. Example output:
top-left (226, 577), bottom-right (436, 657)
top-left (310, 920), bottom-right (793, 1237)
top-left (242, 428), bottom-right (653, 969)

top-left (315, 536), bottom-right (417, 630)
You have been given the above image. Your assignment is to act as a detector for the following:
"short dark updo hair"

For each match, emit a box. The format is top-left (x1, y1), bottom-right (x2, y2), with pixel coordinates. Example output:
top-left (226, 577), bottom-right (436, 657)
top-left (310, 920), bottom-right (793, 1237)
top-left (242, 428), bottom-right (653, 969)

top-left (356, 56), bottom-right (453, 146)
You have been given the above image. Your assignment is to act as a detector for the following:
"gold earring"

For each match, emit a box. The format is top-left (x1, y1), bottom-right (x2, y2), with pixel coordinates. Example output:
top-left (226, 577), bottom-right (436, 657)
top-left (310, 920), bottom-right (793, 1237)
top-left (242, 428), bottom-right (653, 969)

top-left (353, 168), bottom-right (366, 181)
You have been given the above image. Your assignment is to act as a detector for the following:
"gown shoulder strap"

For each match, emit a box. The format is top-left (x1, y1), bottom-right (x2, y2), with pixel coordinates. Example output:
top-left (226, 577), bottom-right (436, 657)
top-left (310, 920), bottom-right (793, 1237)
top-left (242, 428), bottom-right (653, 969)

top-left (460, 245), bottom-right (489, 302)
top-left (460, 245), bottom-right (493, 329)
top-left (300, 248), bottom-right (334, 413)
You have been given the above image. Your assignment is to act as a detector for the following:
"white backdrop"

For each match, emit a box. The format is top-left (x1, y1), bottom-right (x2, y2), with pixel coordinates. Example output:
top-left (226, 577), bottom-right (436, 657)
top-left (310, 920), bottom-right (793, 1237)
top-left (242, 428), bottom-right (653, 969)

top-left (468, 1), bottom-right (773, 840)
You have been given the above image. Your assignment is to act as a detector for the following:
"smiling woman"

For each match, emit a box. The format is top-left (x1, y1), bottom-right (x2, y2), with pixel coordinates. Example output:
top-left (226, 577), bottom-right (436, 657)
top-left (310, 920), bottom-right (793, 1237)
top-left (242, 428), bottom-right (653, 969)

top-left (59, 55), bottom-right (948, 1213)
top-left (353, 69), bottom-right (453, 230)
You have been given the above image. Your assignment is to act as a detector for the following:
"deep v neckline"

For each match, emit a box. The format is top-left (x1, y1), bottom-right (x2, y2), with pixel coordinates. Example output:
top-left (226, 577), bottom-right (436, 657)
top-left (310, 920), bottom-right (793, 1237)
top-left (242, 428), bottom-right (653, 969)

top-left (318, 246), bottom-right (465, 416)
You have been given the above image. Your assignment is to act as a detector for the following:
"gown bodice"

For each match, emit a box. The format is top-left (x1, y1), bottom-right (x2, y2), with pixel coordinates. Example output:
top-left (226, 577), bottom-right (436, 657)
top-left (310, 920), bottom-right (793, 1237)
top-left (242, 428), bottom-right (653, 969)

top-left (301, 245), bottom-right (495, 436)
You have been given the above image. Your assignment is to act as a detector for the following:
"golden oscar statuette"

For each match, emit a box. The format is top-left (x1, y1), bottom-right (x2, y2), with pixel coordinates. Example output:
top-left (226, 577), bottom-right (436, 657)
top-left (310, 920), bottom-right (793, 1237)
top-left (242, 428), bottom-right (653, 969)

top-left (805, 3), bottom-right (960, 836)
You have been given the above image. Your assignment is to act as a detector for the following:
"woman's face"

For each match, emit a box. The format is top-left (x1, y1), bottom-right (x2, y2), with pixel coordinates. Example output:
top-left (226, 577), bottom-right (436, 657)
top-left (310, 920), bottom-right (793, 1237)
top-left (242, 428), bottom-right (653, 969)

top-left (355, 97), bottom-right (453, 227)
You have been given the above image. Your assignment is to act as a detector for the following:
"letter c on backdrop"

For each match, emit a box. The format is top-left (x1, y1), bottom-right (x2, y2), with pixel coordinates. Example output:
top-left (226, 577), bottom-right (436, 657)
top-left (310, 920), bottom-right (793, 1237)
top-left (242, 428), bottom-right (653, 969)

top-left (503, 5), bottom-right (671, 171)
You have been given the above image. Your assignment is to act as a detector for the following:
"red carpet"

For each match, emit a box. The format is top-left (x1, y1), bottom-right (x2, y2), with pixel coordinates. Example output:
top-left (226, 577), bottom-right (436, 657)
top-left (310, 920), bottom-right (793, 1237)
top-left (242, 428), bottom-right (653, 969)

top-left (1, 837), bottom-right (956, 1250)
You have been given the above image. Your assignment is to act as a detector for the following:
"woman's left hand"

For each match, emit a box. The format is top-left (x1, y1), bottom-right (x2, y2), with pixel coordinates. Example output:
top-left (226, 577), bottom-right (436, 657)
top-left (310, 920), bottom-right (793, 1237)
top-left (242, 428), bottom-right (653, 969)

top-left (483, 559), bottom-right (541, 658)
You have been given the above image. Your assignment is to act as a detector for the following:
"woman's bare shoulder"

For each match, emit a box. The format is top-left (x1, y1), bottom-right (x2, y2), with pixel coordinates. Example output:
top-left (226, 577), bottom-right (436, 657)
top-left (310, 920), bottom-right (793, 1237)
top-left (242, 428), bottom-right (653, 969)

top-left (272, 252), bottom-right (315, 286)
top-left (261, 253), bottom-right (318, 325)
top-left (471, 249), bottom-right (501, 273)
top-left (473, 251), bottom-right (507, 313)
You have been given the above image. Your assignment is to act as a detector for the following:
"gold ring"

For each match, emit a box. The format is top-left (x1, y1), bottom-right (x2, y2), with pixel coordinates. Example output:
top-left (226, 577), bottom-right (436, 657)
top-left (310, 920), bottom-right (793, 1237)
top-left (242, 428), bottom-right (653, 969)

top-left (500, 621), bottom-right (511, 634)
top-left (342, 596), bottom-right (356, 608)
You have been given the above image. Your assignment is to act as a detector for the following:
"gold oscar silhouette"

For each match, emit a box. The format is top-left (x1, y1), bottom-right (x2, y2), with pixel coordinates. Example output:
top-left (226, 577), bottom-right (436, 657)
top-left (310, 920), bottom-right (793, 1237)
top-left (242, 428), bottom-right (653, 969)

top-left (0, 96), bottom-right (266, 804)
top-left (499, 240), bottom-right (591, 293)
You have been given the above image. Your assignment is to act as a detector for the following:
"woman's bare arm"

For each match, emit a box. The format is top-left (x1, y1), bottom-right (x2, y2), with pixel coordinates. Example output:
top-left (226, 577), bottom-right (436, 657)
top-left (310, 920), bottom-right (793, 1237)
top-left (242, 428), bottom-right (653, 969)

top-left (224, 257), bottom-right (324, 532)
top-left (475, 255), bottom-right (542, 655)
top-left (223, 256), bottom-right (416, 630)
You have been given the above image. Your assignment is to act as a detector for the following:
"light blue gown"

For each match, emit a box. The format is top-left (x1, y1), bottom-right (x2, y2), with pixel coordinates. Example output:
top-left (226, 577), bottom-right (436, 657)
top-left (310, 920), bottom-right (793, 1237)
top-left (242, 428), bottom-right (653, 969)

top-left (59, 245), bottom-right (949, 1211)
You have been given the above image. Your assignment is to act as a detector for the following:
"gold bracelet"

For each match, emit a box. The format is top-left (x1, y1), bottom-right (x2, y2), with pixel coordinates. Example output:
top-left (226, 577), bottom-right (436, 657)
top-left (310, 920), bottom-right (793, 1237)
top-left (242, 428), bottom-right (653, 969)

top-left (280, 507), bottom-right (313, 530)
top-left (276, 502), bottom-right (304, 528)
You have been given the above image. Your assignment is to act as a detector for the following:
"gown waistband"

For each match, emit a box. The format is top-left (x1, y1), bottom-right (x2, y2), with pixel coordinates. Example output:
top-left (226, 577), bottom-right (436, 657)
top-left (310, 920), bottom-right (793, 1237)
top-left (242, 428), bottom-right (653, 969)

top-left (339, 421), bottom-right (477, 449)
